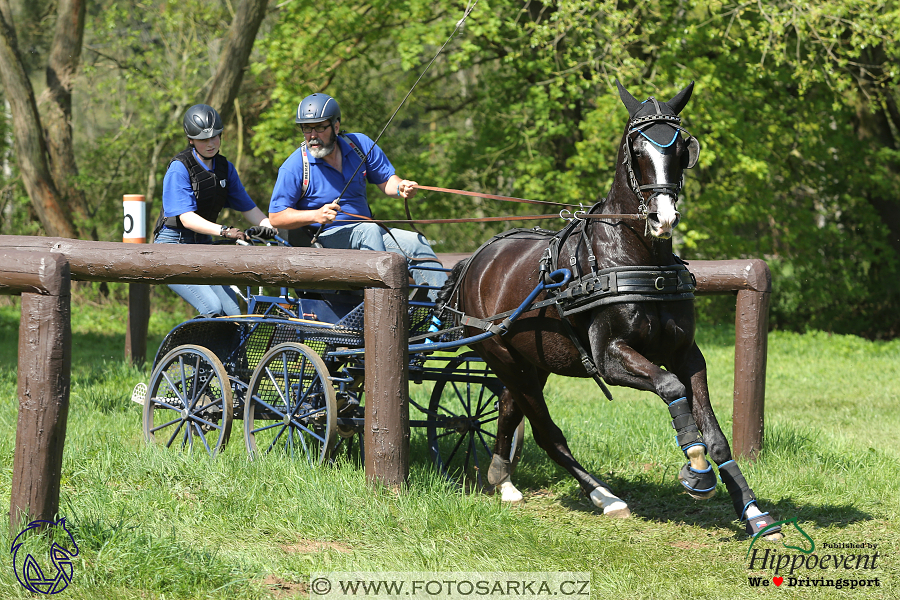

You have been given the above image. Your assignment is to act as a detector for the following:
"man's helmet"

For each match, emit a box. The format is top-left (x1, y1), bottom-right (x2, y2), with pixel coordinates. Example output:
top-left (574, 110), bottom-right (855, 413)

top-left (183, 104), bottom-right (223, 139)
top-left (295, 93), bottom-right (340, 124)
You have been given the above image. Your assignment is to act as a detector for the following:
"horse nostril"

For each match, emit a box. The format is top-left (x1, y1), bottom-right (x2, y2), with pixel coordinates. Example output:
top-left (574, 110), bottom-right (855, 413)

top-left (672, 212), bottom-right (681, 228)
top-left (648, 213), bottom-right (660, 224)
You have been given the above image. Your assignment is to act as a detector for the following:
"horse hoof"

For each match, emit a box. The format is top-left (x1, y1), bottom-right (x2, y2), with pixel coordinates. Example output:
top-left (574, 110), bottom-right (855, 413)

top-left (683, 487), bottom-right (716, 501)
top-left (678, 462), bottom-right (717, 500)
top-left (765, 531), bottom-right (785, 542)
top-left (497, 481), bottom-right (524, 504)
top-left (603, 505), bottom-right (631, 519)
top-left (589, 487), bottom-right (630, 517)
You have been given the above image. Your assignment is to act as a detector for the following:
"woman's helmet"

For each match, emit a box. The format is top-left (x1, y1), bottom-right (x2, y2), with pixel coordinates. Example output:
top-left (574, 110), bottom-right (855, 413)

top-left (295, 93), bottom-right (340, 124)
top-left (183, 104), bottom-right (223, 139)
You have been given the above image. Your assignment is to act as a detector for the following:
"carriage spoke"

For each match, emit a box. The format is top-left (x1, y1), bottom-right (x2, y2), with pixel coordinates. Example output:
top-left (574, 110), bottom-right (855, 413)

top-left (151, 416), bottom-right (183, 434)
top-left (193, 421), bottom-right (215, 455)
top-left (164, 418), bottom-right (186, 448)
top-left (245, 343), bottom-right (336, 464)
top-left (145, 346), bottom-right (232, 457)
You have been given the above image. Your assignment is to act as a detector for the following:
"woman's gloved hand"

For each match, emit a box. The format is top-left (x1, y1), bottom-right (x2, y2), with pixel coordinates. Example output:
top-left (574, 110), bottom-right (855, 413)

top-left (219, 226), bottom-right (249, 242)
top-left (244, 225), bottom-right (278, 240)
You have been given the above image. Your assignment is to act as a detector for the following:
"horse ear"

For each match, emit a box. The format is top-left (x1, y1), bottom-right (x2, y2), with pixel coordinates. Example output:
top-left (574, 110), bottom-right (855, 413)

top-left (667, 81), bottom-right (695, 115)
top-left (683, 136), bottom-right (700, 169)
top-left (616, 79), bottom-right (643, 117)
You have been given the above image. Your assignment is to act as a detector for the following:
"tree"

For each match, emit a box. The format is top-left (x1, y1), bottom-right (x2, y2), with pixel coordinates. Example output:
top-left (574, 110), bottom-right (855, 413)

top-left (0, 0), bottom-right (84, 238)
top-left (0, 0), bottom-right (270, 240)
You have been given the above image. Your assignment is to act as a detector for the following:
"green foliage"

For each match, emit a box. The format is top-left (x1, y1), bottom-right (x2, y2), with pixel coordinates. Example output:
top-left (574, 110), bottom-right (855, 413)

top-left (2, 0), bottom-right (899, 335)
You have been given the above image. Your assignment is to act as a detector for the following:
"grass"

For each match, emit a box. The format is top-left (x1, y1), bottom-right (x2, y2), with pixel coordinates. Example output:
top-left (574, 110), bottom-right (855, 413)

top-left (0, 296), bottom-right (897, 599)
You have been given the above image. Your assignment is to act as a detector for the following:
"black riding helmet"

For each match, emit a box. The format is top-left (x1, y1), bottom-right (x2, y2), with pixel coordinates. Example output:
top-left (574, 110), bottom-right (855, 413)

top-left (183, 104), bottom-right (224, 140)
top-left (295, 93), bottom-right (340, 124)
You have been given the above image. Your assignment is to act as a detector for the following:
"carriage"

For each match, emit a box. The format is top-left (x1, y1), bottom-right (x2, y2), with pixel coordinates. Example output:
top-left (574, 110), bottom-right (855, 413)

top-left (134, 236), bottom-right (563, 487)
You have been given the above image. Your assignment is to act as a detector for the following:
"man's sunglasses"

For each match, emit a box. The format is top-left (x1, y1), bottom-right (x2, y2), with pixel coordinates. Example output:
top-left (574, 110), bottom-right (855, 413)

top-left (300, 122), bottom-right (332, 133)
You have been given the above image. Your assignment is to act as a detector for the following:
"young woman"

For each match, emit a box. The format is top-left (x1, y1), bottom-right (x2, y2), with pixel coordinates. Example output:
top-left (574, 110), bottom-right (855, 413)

top-left (153, 104), bottom-right (275, 316)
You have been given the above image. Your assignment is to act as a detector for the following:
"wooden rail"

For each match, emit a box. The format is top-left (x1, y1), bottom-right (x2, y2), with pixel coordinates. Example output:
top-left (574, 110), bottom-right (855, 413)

top-left (437, 254), bottom-right (771, 460)
top-left (0, 236), bottom-right (411, 534)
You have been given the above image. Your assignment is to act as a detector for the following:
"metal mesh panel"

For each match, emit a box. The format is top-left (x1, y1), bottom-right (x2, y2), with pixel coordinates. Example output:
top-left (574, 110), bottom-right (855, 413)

top-left (335, 302), bottom-right (365, 332)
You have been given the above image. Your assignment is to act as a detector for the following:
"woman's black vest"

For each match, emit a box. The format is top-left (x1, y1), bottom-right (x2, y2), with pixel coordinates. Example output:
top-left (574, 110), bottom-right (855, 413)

top-left (153, 148), bottom-right (230, 236)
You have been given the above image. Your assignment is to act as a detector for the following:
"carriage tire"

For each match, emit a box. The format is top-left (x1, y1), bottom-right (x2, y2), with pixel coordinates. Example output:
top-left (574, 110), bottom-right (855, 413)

top-left (427, 352), bottom-right (525, 491)
top-left (143, 344), bottom-right (233, 457)
top-left (244, 342), bottom-right (337, 464)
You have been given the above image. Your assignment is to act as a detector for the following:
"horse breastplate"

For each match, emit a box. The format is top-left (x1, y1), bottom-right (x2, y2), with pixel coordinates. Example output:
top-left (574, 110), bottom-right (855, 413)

top-left (553, 264), bottom-right (696, 316)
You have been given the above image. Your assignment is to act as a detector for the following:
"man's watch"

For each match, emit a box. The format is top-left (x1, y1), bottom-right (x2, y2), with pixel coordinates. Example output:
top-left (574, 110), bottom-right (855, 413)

top-left (219, 224), bottom-right (228, 236)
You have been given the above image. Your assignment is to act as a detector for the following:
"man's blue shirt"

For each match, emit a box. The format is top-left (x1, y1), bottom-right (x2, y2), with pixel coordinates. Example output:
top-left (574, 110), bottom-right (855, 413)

top-left (161, 149), bottom-right (256, 218)
top-left (269, 132), bottom-right (395, 228)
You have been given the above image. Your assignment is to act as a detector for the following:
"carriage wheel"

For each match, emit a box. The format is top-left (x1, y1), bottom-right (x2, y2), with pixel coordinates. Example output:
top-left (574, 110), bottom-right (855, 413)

top-left (244, 343), bottom-right (337, 464)
top-left (143, 344), bottom-right (233, 457)
top-left (427, 352), bottom-right (524, 491)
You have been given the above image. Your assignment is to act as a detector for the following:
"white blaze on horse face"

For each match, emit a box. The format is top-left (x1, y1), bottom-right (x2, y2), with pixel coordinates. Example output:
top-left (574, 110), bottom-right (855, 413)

top-left (645, 144), bottom-right (681, 239)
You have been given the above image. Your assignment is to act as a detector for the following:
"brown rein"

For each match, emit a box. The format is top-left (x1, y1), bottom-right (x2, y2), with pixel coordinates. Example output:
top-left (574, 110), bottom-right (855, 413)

top-left (341, 184), bottom-right (645, 224)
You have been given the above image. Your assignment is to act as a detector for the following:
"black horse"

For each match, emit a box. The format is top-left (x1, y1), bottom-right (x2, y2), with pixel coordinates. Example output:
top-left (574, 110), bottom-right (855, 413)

top-left (438, 81), bottom-right (782, 540)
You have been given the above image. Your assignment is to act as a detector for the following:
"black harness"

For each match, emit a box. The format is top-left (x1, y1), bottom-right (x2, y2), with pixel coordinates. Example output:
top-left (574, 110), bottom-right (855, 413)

top-left (440, 223), bottom-right (696, 399)
top-left (153, 148), bottom-right (230, 236)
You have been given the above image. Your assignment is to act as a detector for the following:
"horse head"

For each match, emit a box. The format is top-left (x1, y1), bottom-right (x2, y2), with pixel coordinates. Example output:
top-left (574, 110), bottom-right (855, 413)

top-left (614, 80), bottom-right (700, 240)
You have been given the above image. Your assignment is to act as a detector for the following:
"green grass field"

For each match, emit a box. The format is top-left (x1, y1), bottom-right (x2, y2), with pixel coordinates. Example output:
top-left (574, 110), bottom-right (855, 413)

top-left (0, 297), bottom-right (897, 599)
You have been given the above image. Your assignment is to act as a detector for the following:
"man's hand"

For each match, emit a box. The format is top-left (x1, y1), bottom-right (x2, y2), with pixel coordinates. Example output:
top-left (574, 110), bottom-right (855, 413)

top-left (398, 179), bottom-right (419, 199)
top-left (220, 226), bottom-right (249, 242)
top-left (245, 225), bottom-right (278, 240)
top-left (314, 201), bottom-right (340, 225)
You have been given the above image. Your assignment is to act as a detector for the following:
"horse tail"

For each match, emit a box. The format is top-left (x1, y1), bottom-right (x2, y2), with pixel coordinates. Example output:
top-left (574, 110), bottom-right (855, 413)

top-left (434, 259), bottom-right (468, 317)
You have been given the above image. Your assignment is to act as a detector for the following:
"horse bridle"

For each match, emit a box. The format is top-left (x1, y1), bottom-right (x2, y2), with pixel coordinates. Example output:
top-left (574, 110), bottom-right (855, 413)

top-left (622, 110), bottom-right (696, 219)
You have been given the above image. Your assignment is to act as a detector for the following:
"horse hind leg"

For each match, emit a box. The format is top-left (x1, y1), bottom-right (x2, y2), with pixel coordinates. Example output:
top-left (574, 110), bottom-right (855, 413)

top-left (489, 372), bottom-right (629, 517)
top-left (488, 389), bottom-right (525, 503)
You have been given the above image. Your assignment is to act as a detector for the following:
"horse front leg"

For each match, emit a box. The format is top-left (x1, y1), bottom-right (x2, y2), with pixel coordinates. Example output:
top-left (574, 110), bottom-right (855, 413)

top-left (675, 343), bottom-right (784, 541)
top-left (598, 338), bottom-right (718, 500)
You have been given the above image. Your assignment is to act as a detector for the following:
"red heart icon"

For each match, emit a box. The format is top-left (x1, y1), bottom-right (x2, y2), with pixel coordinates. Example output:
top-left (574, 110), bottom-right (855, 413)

top-left (773, 577), bottom-right (783, 586)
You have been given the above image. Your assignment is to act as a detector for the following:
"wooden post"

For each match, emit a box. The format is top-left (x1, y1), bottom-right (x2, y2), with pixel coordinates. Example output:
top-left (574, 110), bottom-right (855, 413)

top-left (123, 195), bottom-right (150, 365)
top-left (0, 251), bottom-right (71, 534)
top-left (364, 286), bottom-right (410, 489)
top-left (671, 259), bottom-right (772, 459)
top-left (731, 264), bottom-right (771, 460)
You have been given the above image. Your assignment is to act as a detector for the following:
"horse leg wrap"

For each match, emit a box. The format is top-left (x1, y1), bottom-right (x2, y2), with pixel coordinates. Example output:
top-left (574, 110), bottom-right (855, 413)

top-left (667, 398), bottom-right (705, 454)
top-left (717, 460), bottom-right (757, 519)
top-left (487, 454), bottom-right (512, 487)
top-left (667, 398), bottom-right (716, 494)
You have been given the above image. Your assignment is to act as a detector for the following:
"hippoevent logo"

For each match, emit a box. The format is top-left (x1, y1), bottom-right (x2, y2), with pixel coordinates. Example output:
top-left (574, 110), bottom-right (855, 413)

top-left (11, 518), bottom-right (79, 594)
top-left (745, 518), bottom-right (881, 591)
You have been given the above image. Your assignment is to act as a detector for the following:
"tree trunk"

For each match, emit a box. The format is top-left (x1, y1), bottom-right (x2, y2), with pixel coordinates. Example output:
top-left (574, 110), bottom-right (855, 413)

top-left (0, 9), bottom-right (76, 239)
top-left (205, 0), bottom-right (270, 124)
top-left (40, 0), bottom-right (91, 237)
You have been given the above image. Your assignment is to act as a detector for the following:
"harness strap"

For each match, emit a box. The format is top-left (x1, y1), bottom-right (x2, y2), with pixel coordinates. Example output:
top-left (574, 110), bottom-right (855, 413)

top-left (555, 303), bottom-right (613, 400)
top-left (298, 133), bottom-right (367, 200)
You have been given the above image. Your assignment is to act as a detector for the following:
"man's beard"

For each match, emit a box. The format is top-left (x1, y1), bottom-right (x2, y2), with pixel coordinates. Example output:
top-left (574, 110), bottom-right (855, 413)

top-left (307, 129), bottom-right (336, 158)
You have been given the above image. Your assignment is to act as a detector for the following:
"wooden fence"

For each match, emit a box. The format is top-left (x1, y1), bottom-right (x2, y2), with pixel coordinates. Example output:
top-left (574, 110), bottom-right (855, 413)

top-left (0, 236), bottom-right (771, 534)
